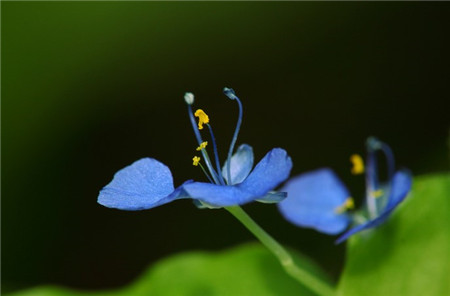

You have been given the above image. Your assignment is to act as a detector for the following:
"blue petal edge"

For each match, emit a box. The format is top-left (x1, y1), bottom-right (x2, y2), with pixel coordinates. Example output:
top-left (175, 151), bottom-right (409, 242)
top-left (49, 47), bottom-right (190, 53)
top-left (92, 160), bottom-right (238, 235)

top-left (335, 169), bottom-right (412, 244)
top-left (239, 148), bottom-right (293, 197)
top-left (278, 168), bottom-right (351, 235)
top-left (98, 158), bottom-right (189, 211)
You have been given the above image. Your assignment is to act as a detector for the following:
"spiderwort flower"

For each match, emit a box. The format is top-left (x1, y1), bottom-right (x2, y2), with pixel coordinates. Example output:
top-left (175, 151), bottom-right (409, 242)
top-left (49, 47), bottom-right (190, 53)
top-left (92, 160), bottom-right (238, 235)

top-left (277, 137), bottom-right (412, 243)
top-left (98, 88), bottom-right (292, 210)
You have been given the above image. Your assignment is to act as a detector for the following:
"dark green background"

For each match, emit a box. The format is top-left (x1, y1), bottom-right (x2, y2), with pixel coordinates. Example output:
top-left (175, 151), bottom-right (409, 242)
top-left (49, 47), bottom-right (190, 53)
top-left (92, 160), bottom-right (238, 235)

top-left (2, 2), bottom-right (449, 293)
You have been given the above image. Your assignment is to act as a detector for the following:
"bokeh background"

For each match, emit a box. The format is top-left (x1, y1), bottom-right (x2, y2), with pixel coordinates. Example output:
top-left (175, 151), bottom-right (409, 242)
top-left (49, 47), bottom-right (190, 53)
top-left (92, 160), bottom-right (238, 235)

top-left (3, 2), bottom-right (449, 293)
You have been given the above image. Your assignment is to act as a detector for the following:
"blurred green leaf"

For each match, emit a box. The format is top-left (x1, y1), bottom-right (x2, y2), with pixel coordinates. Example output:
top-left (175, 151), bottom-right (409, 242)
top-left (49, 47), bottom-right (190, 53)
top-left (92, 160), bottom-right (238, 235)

top-left (8, 244), bottom-right (330, 296)
top-left (337, 173), bottom-right (450, 296)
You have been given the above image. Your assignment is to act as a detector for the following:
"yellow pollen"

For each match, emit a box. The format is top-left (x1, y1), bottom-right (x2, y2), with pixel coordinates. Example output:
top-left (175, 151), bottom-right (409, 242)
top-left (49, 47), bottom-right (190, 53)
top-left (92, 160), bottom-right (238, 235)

top-left (192, 156), bottom-right (201, 166)
top-left (194, 109), bottom-right (209, 130)
top-left (350, 154), bottom-right (365, 175)
top-left (344, 197), bottom-right (355, 210)
top-left (196, 141), bottom-right (208, 151)
top-left (371, 189), bottom-right (384, 199)
top-left (335, 197), bottom-right (355, 214)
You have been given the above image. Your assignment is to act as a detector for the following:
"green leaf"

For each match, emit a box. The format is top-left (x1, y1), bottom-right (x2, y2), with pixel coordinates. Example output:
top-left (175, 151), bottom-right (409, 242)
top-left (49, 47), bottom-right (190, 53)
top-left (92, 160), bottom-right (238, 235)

top-left (337, 173), bottom-right (450, 296)
top-left (7, 244), bottom-right (331, 296)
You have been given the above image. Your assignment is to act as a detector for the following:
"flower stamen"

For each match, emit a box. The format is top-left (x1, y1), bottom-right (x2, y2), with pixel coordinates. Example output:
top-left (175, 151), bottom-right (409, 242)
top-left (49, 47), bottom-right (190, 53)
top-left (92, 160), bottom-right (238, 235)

top-left (366, 137), bottom-right (396, 219)
top-left (192, 156), bottom-right (213, 183)
top-left (350, 154), bottom-right (365, 175)
top-left (186, 101), bottom-right (221, 184)
top-left (196, 141), bottom-right (208, 151)
top-left (192, 156), bottom-right (201, 166)
top-left (184, 92), bottom-right (194, 105)
top-left (223, 87), bottom-right (243, 184)
top-left (370, 189), bottom-right (384, 199)
top-left (194, 109), bottom-right (209, 130)
top-left (334, 197), bottom-right (355, 214)
top-left (205, 124), bottom-right (225, 185)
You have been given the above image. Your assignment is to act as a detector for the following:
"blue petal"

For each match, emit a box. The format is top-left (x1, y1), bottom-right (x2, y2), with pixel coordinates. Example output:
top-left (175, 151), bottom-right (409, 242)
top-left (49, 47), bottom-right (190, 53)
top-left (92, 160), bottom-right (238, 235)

top-left (385, 169), bottom-right (413, 210)
top-left (239, 148), bottom-right (293, 197)
top-left (183, 182), bottom-right (253, 206)
top-left (222, 144), bottom-right (254, 185)
top-left (277, 168), bottom-right (351, 235)
top-left (184, 148), bottom-right (292, 206)
top-left (256, 191), bottom-right (287, 203)
top-left (336, 169), bottom-right (412, 244)
top-left (98, 158), bottom-right (189, 210)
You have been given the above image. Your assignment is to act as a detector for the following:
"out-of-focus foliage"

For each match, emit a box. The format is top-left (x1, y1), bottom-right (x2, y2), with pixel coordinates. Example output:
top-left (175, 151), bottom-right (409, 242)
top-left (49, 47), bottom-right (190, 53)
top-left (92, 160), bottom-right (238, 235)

top-left (7, 244), bottom-right (330, 296)
top-left (8, 174), bottom-right (449, 296)
top-left (338, 173), bottom-right (450, 296)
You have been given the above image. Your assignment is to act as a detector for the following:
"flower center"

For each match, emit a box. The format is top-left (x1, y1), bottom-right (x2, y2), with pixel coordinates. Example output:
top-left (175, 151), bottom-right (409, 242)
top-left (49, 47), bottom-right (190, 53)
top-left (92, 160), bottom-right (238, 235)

top-left (184, 88), bottom-right (244, 186)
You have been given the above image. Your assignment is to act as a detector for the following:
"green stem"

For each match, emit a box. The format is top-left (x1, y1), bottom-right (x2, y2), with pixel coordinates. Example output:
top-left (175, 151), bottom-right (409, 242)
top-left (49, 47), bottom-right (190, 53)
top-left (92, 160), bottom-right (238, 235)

top-left (225, 206), bottom-right (335, 296)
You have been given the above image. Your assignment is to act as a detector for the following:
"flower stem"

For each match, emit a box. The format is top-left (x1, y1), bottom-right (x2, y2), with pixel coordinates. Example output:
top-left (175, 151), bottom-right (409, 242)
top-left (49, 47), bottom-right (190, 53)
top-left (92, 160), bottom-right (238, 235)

top-left (225, 206), bottom-right (335, 296)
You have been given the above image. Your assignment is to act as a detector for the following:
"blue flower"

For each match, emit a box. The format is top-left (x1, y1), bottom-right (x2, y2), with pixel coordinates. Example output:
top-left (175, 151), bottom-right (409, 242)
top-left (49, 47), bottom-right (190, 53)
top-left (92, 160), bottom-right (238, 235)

top-left (277, 137), bottom-right (412, 243)
top-left (98, 88), bottom-right (292, 210)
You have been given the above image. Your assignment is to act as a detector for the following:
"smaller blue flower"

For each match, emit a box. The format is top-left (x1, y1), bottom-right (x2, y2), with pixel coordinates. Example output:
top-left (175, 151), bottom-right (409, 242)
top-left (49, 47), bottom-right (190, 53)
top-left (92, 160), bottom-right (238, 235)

top-left (277, 137), bottom-right (412, 243)
top-left (98, 88), bottom-right (292, 210)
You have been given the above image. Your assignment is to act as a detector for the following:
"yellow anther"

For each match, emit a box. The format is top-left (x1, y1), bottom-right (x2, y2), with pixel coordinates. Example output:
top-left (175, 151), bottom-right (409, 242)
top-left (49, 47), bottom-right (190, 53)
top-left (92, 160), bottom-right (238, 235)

top-left (196, 141), bottom-right (208, 151)
top-left (371, 189), bottom-right (384, 199)
top-left (335, 197), bottom-right (355, 214)
top-left (194, 109), bottom-right (209, 130)
top-left (192, 156), bottom-right (201, 166)
top-left (344, 197), bottom-right (355, 210)
top-left (350, 154), bottom-right (365, 175)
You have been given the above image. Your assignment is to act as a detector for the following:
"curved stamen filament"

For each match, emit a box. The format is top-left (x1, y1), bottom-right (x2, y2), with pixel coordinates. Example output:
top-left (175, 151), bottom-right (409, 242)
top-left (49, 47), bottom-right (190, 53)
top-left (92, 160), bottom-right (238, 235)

top-left (198, 162), bottom-right (214, 184)
top-left (365, 137), bottom-right (396, 219)
top-left (365, 147), bottom-right (379, 219)
top-left (206, 124), bottom-right (225, 185)
top-left (187, 104), bottom-right (221, 184)
top-left (223, 88), bottom-right (243, 184)
top-left (379, 142), bottom-right (395, 181)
